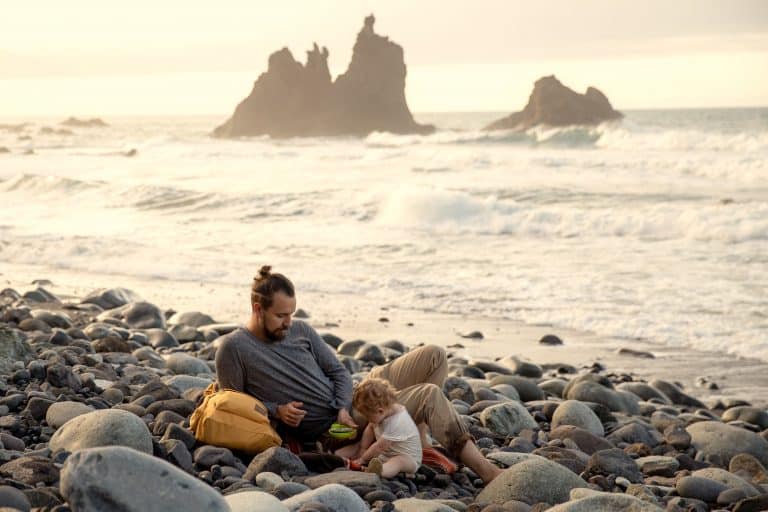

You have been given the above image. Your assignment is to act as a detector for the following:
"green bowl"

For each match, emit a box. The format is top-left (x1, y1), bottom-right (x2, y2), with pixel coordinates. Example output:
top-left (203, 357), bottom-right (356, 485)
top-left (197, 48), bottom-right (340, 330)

top-left (328, 422), bottom-right (357, 440)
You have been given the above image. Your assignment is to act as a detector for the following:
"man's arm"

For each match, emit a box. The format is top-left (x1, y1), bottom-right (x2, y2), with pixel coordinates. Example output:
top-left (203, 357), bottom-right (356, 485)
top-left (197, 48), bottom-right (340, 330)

top-left (304, 322), bottom-right (353, 413)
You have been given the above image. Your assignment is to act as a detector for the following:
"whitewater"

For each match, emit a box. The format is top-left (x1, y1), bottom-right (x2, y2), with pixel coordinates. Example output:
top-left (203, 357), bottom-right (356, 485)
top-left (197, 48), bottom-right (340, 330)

top-left (0, 108), bottom-right (766, 362)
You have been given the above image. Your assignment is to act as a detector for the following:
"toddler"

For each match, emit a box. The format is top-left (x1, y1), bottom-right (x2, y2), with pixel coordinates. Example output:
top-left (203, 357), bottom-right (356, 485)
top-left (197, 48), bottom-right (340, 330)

top-left (336, 378), bottom-right (422, 477)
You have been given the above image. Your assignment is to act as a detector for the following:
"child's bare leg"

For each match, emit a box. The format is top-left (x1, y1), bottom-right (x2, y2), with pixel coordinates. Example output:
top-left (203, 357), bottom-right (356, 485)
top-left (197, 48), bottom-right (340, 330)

top-left (334, 441), bottom-right (360, 459)
top-left (417, 423), bottom-right (431, 448)
top-left (381, 454), bottom-right (419, 478)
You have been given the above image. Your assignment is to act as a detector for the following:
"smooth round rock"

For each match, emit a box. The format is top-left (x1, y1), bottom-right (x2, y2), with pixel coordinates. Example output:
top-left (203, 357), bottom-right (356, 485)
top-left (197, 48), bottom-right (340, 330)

top-left (676, 475), bottom-right (729, 503)
top-left (45, 401), bottom-right (95, 429)
top-left (49, 408), bottom-right (153, 454)
top-left (392, 498), bottom-right (455, 511)
top-left (225, 490), bottom-right (289, 512)
top-left (61, 446), bottom-right (228, 512)
top-left (551, 400), bottom-right (604, 437)
top-left (480, 401), bottom-right (538, 437)
top-left (476, 457), bottom-right (588, 505)
top-left (546, 493), bottom-right (663, 511)
top-left (687, 421), bottom-right (768, 466)
top-left (282, 483), bottom-right (369, 512)
top-left (722, 406), bottom-right (768, 429)
top-left (169, 311), bottom-right (216, 328)
top-left (0, 485), bottom-right (31, 512)
top-left (254, 471), bottom-right (284, 491)
top-left (164, 353), bottom-right (212, 375)
top-left (489, 375), bottom-right (544, 402)
top-left (691, 468), bottom-right (761, 497)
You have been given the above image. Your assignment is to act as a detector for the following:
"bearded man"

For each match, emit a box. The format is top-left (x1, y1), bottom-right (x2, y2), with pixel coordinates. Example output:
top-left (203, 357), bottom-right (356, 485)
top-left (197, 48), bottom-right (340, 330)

top-left (214, 266), bottom-right (501, 482)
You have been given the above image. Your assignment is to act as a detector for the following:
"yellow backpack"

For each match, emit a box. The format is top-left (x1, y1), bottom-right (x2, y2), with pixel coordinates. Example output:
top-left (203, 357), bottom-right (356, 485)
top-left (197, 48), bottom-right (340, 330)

top-left (189, 383), bottom-right (282, 454)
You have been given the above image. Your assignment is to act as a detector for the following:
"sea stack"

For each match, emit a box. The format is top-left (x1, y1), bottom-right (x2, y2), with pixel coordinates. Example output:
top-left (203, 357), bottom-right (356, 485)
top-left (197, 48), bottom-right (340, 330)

top-left (485, 75), bottom-right (622, 131)
top-left (214, 15), bottom-right (433, 138)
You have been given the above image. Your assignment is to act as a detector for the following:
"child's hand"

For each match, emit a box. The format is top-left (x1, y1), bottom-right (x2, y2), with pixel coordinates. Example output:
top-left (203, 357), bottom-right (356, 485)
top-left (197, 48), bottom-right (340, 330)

top-left (353, 458), bottom-right (365, 466)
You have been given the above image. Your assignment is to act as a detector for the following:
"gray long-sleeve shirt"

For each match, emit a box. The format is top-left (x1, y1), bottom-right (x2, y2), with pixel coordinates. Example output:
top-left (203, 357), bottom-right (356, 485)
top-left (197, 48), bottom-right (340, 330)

top-left (214, 320), bottom-right (352, 440)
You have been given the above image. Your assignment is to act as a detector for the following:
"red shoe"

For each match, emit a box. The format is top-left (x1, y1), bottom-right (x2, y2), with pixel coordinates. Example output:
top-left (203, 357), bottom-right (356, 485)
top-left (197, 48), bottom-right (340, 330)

top-left (422, 447), bottom-right (458, 474)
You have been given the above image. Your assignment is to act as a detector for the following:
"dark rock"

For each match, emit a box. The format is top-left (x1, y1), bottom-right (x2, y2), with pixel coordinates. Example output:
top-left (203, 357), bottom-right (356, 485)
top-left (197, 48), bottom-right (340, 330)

top-left (676, 475), bottom-right (728, 503)
top-left (485, 75), bottom-right (622, 130)
top-left (539, 334), bottom-right (563, 346)
top-left (193, 446), bottom-right (235, 468)
top-left (92, 335), bottom-right (133, 353)
top-left (0, 456), bottom-right (59, 486)
top-left (213, 15), bottom-right (433, 138)
top-left (82, 287), bottom-right (140, 310)
top-left (145, 398), bottom-right (195, 418)
top-left (143, 328), bottom-right (179, 348)
top-left (321, 333), bottom-right (344, 349)
top-left (243, 447), bottom-right (307, 480)
top-left (616, 347), bottom-right (655, 359)
top-left (488, 376), bottom-right (544, 402)
top-left (0, 485), bottom-right (31, 512)
top-left (498, 356), bottom-right (543, 378)
top-left (45, 364), bottom-right (82, 391)
top-left (607, 422), bottom-right (661, 448)
top-left (732, 494), bottom-right (768, 512)
top-left (443, 377), bottom-right (475, 404)
top-left (548, 426), bottom-right (614, 455)
top-left (354, 344), bottom-right (386, 365)
top-left (585, 448), bottom-right (643, 483)
top-left (649, 380), bottom-right (705, 408)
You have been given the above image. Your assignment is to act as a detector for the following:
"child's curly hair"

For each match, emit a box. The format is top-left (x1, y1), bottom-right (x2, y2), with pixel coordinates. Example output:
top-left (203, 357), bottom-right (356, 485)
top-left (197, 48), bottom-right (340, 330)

top-left (353, 378), bottom-right (397, 416)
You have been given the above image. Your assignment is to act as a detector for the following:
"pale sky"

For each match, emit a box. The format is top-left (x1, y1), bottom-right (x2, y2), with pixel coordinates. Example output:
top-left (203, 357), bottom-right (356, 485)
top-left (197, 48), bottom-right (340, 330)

top-left (1, 0), bottom-right (767, 116)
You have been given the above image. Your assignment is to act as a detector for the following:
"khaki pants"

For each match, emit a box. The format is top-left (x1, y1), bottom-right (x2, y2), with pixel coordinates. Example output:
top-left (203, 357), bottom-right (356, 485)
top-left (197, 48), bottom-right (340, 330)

top-left (363, 345), bottom-right (472, 456)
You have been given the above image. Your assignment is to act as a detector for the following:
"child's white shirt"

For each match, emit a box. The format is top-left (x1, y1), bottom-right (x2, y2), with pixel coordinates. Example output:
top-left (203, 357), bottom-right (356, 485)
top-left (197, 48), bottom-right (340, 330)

top-left (372, 405), bottom-right (422, 465)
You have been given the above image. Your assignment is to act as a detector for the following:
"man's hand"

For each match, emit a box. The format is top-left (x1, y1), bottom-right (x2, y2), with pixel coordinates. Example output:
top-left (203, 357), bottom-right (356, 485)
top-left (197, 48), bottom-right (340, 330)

top-left (337, 408), bottom-right (358, 428)
top-left (276, 401), bottom-right (306, 427)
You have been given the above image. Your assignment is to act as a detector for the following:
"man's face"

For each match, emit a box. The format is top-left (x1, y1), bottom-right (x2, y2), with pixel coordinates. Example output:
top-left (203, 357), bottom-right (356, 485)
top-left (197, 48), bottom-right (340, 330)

top-left (257, 291), bottom-right (296, 342)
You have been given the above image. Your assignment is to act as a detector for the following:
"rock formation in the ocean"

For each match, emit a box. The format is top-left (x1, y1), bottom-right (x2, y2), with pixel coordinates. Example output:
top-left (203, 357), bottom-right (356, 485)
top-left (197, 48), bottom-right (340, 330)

top-left (60, 117), bottom-right (109, 128)
top-left (485, 75), bottom-right (622, 131)
top-left (213, 15), bottom-right (433, 138)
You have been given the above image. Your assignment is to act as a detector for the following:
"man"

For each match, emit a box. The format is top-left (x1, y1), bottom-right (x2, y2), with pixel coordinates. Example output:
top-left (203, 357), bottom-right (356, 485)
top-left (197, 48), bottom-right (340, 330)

top-left (215, 266), bottom-right (502, 483)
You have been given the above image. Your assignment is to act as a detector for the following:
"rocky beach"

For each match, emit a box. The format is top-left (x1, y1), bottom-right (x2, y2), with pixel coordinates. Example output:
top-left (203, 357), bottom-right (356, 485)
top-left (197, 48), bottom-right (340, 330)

top-left (0, 276), bottom-right (767, 512)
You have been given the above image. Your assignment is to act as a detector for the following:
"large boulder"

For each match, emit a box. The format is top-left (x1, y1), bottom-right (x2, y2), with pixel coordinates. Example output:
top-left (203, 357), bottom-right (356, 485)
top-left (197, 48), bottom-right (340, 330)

top-left (213, 15), bottom-right (433, 138)
top-left (485, 75), bottom-right (622, 131)
top-left (49, 409), bottom-right (153, 454)
top-left (476, 457), bottom-right (588, 505)
top-left (687, 421), bottom-right (768, 466)
top-left (60, 446), bottom-right (228, 512)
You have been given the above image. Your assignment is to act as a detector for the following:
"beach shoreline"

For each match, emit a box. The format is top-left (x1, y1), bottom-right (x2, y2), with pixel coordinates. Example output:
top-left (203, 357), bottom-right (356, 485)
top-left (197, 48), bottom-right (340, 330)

top-left (4, 261), bottom-right (767, 407)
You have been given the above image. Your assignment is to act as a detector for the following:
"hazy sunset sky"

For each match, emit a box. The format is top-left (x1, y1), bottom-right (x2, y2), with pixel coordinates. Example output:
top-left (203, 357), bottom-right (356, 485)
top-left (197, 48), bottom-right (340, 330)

top-left (1, 0), bottom-right (767, 116)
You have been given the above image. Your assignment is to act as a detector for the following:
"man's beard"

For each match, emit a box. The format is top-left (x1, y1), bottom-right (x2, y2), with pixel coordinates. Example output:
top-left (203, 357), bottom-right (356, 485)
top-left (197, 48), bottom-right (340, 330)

top-left (262, 315), bottom-right (287, 342)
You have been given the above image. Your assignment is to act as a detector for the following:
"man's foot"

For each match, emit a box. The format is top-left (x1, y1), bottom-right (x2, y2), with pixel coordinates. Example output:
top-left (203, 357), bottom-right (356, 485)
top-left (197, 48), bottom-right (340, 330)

top-left (365, 456), bottom-right (383, 476)
top-left (422, 447), bottom-right (458, 474)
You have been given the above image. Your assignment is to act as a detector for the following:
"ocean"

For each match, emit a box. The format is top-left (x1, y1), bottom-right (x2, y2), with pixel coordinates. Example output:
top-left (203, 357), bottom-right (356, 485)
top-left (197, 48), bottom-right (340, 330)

top-left (1, 108), bottom-right (766, 362)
